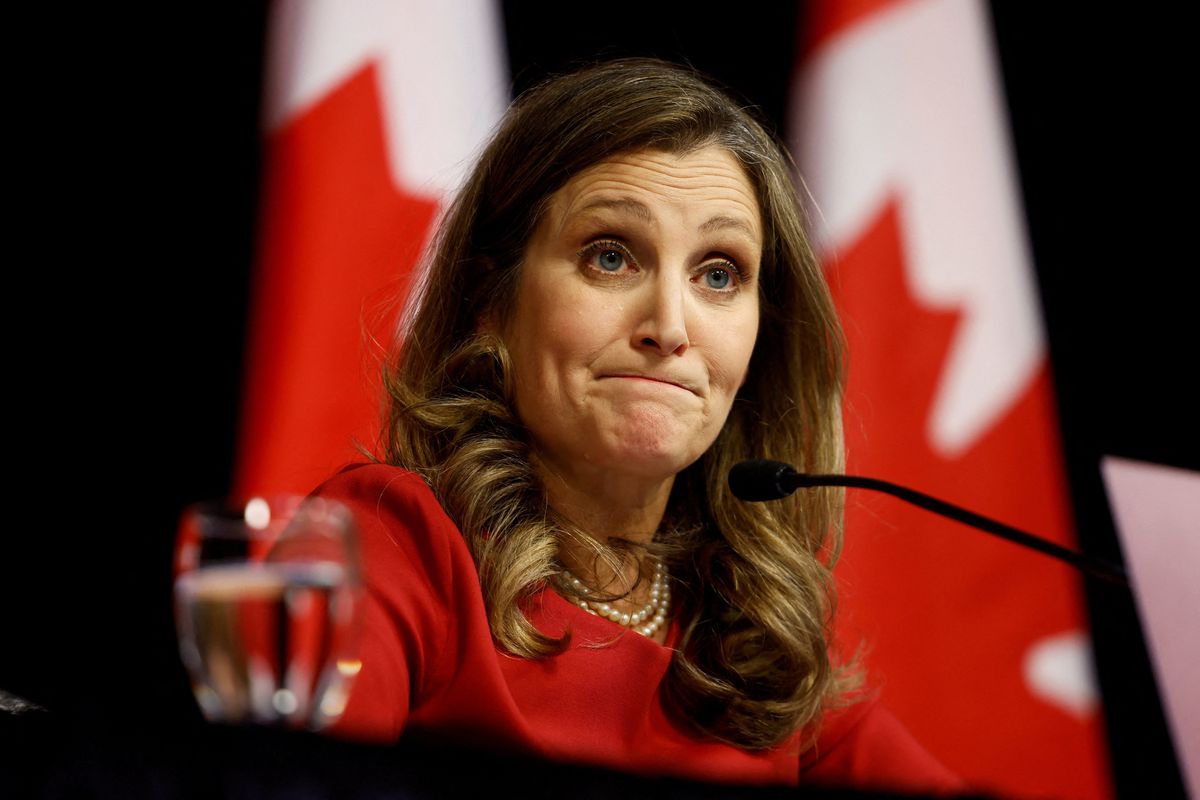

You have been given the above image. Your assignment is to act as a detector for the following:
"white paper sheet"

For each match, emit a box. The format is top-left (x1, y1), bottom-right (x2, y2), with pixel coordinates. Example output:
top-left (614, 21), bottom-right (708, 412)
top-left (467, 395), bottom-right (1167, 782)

top-left (1101, 456), bottom-right (1199, 798)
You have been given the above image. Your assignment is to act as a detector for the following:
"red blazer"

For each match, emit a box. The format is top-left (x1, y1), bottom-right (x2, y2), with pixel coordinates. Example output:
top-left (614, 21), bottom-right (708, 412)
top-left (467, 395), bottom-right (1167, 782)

top-left (317, 464), bottom-right (962, 793)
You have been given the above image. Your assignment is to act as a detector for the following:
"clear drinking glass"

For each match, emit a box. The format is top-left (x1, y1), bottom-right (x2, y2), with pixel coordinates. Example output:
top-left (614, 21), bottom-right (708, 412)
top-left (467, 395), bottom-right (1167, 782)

top-left (174, 495), bottom-right (363, 730)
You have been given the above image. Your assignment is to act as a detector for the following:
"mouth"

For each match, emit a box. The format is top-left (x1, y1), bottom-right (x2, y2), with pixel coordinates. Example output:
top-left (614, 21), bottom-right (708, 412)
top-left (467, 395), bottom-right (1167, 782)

top-left (602, 373), bottom-right (700, 396)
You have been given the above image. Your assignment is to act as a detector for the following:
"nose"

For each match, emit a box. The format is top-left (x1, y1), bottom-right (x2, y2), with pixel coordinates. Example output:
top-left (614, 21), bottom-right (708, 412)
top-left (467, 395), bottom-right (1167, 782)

top-left (633, 272), bottom-right (689, 356)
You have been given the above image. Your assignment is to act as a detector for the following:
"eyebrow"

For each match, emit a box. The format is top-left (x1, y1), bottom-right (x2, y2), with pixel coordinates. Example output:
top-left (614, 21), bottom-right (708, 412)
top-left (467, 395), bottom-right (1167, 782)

top-left (698, 215), bottom-right (757, 238)
top-left (575, 197), bottom-right (653, 222)
top-left (573, 197), bottom-right (758, 239)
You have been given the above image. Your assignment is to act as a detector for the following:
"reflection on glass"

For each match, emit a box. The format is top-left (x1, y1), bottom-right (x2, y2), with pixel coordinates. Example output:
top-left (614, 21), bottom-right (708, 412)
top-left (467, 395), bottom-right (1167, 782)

top-left (174, 496), bottom-right (362, 729)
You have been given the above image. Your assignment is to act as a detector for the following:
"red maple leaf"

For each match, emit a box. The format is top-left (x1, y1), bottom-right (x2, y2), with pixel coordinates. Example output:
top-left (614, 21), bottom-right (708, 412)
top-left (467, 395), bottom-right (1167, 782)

top-left (828, 200), bottom-right (1110, 798)
top-left (237, 64), bottom-right (440, 496)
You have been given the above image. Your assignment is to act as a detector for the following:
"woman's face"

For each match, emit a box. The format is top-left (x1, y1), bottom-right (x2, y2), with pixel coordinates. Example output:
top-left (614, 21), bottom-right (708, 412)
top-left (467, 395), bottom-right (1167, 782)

top-left (501, 145), bottom-right (762, 485)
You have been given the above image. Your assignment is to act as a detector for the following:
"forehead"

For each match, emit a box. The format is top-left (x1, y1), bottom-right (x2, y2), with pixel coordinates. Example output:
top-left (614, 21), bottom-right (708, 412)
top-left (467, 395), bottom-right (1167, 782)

top-left (542, 146), bottom-right (763, 242)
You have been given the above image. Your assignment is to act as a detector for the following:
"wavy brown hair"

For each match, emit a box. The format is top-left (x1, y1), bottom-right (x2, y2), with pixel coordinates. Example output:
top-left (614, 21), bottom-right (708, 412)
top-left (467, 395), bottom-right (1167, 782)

top-left (382, 59), bottom-right (849, 750)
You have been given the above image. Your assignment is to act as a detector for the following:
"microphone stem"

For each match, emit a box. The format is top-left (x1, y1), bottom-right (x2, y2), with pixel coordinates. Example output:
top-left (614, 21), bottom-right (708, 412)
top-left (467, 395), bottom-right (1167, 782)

top-left (795, 474), bottom-right (1128, 586)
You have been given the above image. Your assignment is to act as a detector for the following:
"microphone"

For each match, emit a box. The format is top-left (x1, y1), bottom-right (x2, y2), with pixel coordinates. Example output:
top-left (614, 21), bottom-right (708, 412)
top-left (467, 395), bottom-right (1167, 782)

top-left (726, 459), bottom-right (803, 501)
top-left (728, 459), bottom-right (1128, 586)
top-left (727, 459), bottom-right (849, 498)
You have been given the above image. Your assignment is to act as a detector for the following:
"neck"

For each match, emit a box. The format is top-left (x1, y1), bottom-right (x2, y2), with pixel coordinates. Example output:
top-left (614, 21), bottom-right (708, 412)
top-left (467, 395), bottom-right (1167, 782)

top-left (534, 454), bottom-right (673, 593)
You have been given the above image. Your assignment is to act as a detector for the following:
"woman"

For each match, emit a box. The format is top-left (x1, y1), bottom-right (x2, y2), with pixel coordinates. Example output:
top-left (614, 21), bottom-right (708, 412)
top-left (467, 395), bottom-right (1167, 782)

top-left (317, 59), bottom-right (957, 790)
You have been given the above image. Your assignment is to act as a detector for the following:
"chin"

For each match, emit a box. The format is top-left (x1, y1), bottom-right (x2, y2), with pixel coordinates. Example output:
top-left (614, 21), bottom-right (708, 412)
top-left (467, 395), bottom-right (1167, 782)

top-left (600, 423), bottom-right (707, 479)
top-left (607, 450), bottom-right (693, 480)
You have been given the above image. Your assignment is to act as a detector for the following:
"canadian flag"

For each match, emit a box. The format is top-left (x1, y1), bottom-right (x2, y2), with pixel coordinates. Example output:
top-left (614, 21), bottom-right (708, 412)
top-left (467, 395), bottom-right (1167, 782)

top-left (792, 0), bottom-right (1111, 796)
top-left (235, 1), bottom-right (508, 497)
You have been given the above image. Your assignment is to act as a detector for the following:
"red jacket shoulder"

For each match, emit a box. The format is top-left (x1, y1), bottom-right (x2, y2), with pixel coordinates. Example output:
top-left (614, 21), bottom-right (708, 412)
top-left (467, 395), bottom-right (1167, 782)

top-left (803, 698), bottom-right (965, 794)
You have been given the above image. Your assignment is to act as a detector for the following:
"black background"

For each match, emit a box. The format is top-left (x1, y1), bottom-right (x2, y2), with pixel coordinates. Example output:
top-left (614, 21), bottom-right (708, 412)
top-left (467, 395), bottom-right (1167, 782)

top-left (9, 4), bottom-right (1192, 796)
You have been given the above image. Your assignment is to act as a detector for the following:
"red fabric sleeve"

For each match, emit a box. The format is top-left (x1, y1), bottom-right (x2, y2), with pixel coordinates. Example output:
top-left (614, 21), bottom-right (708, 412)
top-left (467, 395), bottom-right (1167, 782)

top-left (803, 698), bottom-right (966, 794)
top-left (313, 465), bottom-right (461, 742)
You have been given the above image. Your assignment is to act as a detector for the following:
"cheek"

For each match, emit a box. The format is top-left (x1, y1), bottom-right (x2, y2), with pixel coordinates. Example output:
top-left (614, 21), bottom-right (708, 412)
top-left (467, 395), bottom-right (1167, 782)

top-left (542, 292), bottom-right (625, 358)
top-left (717, 311), bottom-right (759, 395)
top-left (510, 290), bottom-right (611, 393)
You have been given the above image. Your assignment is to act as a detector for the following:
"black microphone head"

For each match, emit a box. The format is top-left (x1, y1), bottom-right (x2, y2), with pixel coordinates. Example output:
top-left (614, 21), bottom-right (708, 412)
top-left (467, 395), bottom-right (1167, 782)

top-left (728, 460), bottom-right (799, 502)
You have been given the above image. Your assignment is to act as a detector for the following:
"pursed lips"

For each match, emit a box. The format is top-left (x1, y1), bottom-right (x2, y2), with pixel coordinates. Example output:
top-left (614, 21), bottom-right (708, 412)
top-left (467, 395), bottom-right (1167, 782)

top-left (599, 373), bottom-right (702, 397)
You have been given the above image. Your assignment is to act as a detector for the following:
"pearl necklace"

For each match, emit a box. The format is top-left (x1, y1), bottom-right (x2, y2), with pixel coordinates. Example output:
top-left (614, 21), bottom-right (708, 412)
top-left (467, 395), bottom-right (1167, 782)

top-left (561, 559), bottom-right (671, 638)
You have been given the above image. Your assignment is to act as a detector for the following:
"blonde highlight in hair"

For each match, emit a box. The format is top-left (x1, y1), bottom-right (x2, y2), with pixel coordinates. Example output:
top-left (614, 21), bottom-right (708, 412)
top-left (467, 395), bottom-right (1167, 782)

top-left (383, 59), bottom-right (852, 749)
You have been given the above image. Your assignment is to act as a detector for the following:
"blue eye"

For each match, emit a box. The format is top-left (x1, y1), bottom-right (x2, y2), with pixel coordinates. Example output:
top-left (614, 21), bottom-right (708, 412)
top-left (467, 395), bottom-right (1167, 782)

top-left (596, 249), bottom-right (625, 272)
top-left (577, 240), bottom-right (636, 277)
top-left (705, 268), bottom-right (732, 289)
